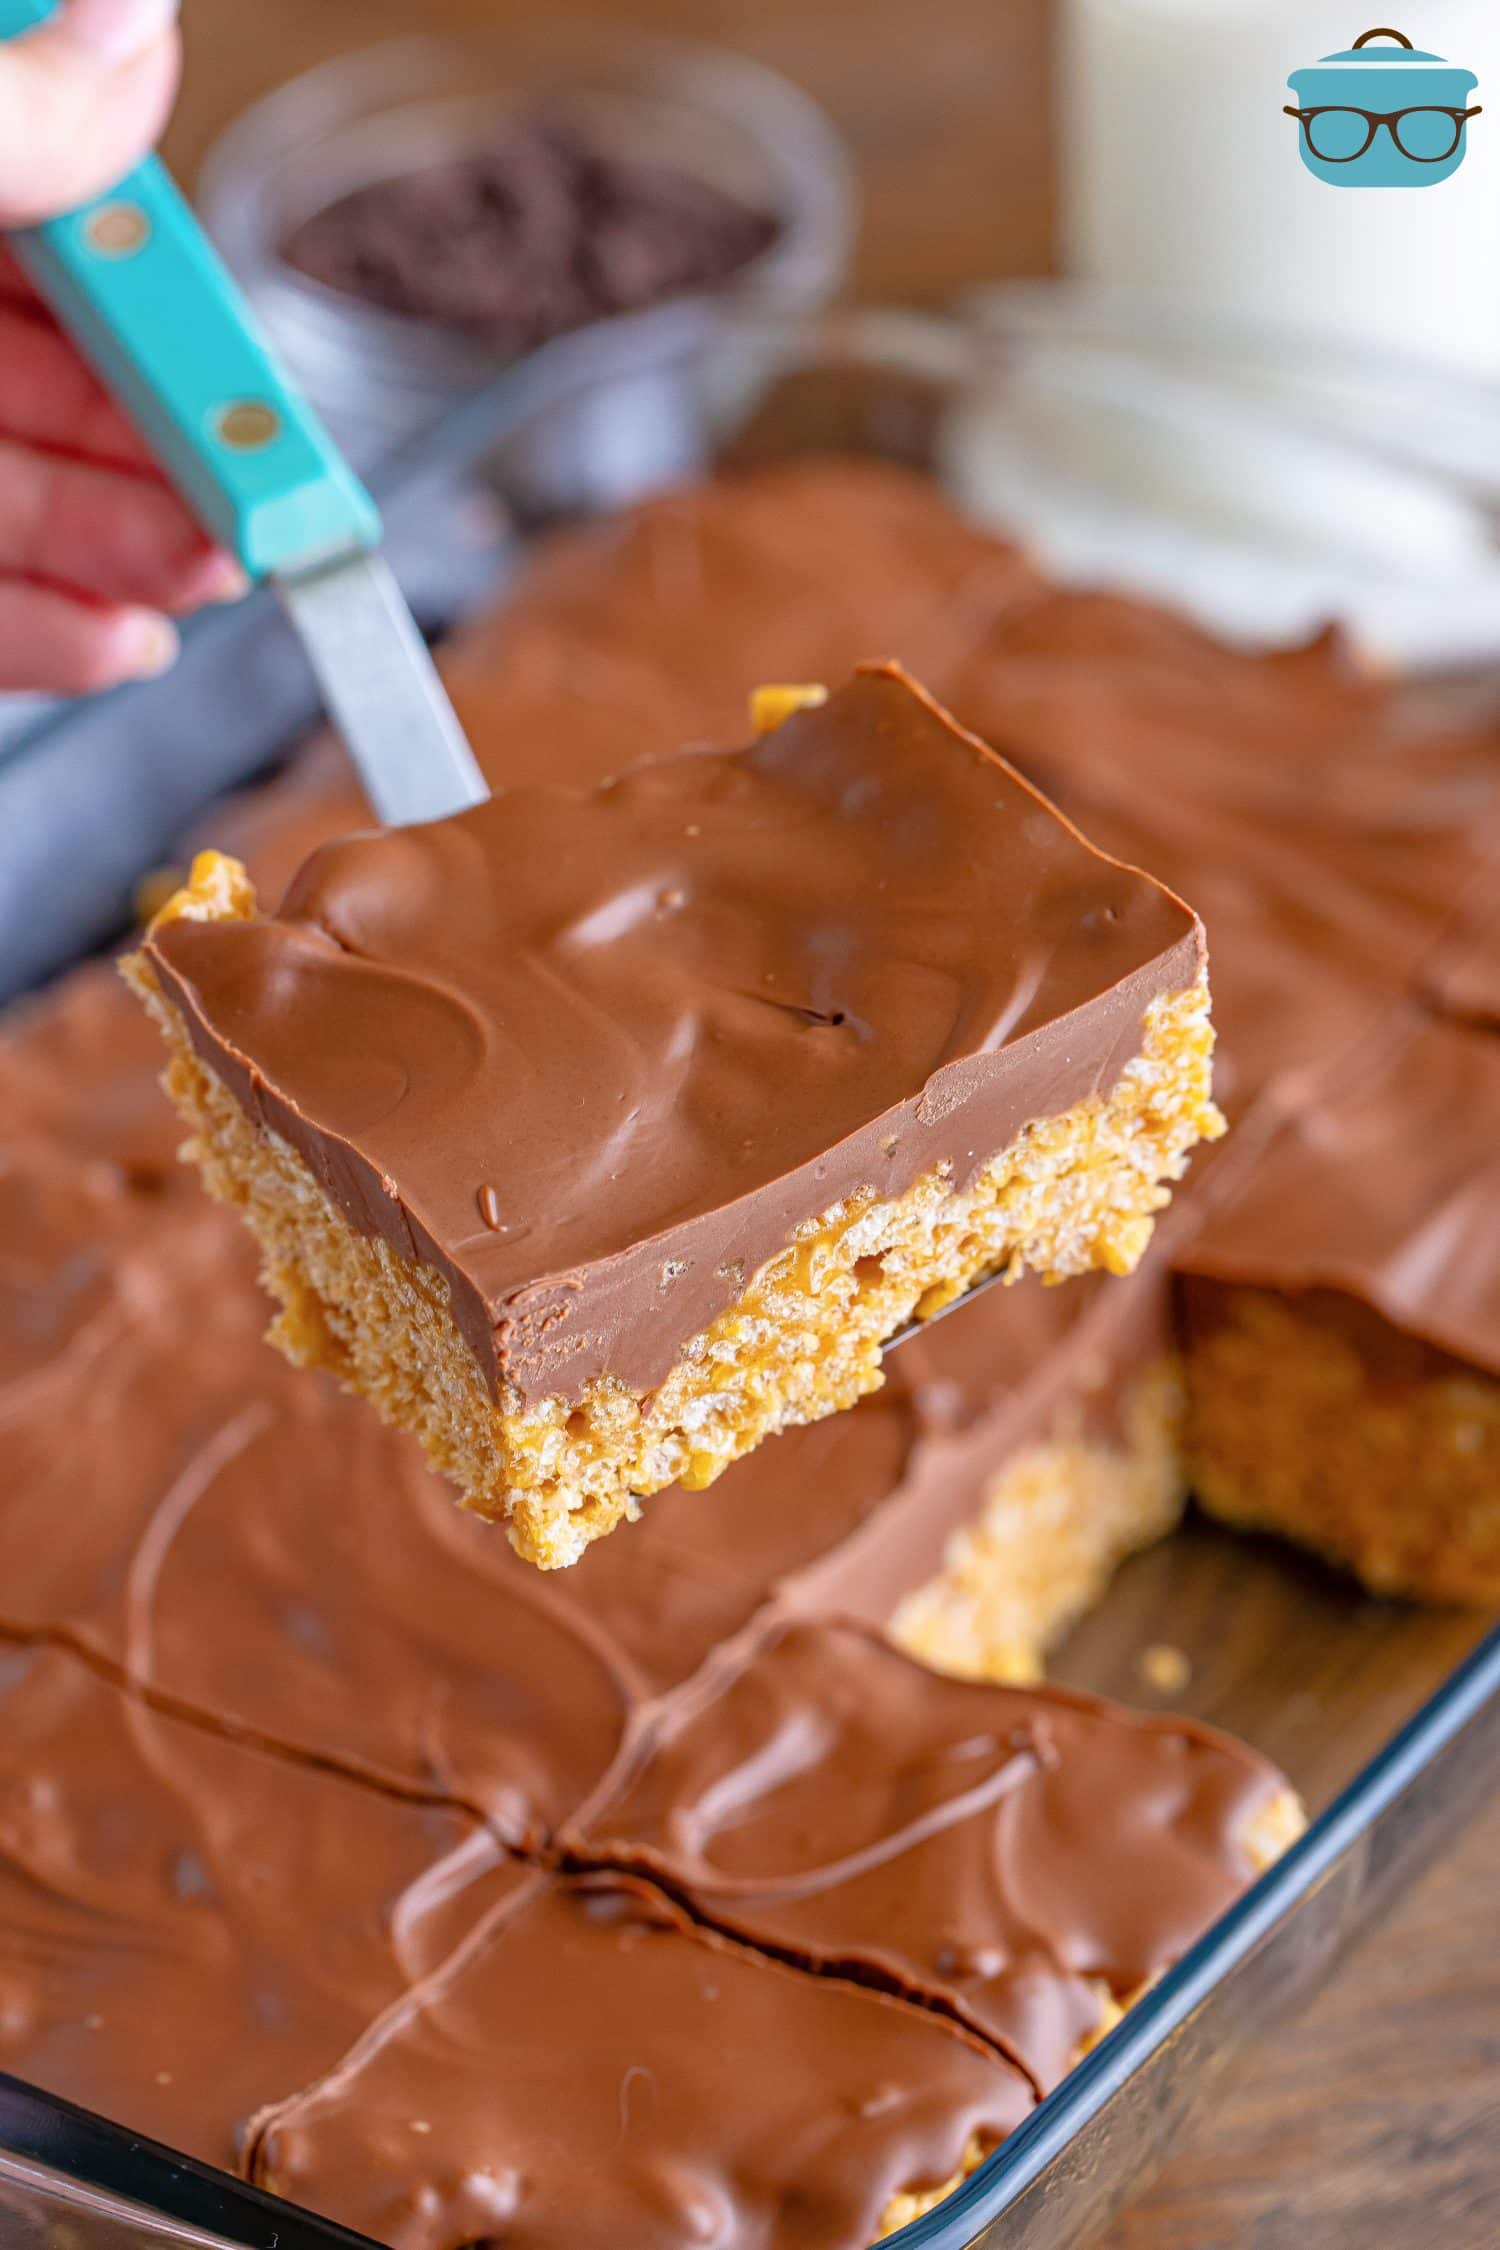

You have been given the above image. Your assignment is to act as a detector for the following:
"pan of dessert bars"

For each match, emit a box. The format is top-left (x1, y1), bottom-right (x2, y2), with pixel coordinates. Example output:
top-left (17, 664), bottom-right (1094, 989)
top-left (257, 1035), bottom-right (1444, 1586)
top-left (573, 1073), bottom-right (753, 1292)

top-left (1, 304), bottom-right (1498, 2248)
top-left (0, 1629), bottom-right (1495, 2250)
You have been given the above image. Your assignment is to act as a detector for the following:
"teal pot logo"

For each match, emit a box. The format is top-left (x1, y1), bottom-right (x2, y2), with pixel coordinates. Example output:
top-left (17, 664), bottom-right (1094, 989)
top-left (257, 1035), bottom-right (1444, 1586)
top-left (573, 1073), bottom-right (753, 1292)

top-left (1286, 26), bottom-right (1480, 186)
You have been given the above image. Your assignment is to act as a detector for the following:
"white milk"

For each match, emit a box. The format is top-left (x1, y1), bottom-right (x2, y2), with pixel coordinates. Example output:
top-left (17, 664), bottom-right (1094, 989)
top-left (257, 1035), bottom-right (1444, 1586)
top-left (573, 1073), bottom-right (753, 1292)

top-left (1062, 1), bottom-right (1500, 371)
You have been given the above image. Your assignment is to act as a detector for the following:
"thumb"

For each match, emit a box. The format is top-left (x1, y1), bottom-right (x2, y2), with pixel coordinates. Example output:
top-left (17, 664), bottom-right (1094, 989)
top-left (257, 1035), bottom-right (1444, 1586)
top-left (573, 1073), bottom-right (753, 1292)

top-left (0, 0), bottom-right (180, 227)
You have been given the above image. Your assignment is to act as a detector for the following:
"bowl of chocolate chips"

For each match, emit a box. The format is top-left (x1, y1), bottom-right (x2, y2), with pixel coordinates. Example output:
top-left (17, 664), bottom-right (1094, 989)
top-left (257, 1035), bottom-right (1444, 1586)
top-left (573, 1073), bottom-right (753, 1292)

top-left (199, 24), bottom-right (855, 470)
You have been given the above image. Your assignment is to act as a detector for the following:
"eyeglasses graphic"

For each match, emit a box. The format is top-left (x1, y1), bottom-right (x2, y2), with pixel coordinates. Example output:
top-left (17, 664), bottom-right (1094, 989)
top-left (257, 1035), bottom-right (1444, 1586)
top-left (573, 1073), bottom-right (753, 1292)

top-left (1283, 104), bottom-right (1482, 165)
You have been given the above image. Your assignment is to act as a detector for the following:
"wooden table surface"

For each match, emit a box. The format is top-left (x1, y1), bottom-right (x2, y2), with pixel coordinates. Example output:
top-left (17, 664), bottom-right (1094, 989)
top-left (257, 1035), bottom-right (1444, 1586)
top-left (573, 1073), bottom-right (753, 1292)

top-left (166, 5), bottom-right (1499, 2243)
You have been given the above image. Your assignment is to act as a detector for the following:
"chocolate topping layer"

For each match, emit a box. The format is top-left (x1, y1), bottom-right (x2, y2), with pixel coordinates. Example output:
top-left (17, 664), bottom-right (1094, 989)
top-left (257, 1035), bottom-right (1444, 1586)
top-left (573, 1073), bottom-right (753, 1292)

top-left (1422, 877), bottom-right (1500, 1034)
top-left (256, 1871), bottom-right (1033, 2250)
top-left (0, 1133), bottom-right (633, 1842)
top-left (1178, 1012), bottom-right (1500, 1379)
top-left (149, 662), bottom-right (1204, 1401)
top-left (570, 1618), bottom-right (1283, 2095)
top-left (1, 960), bottom-right (194, 1189)
top-left (0, 1642), bottom-right (493, 2175)
top-left (205, 463), bottom-right (1497, 1148)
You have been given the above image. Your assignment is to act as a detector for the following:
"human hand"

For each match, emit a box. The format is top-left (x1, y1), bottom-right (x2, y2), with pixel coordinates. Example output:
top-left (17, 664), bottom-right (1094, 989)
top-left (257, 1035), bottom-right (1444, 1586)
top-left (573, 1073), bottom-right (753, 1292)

top-left (0, 0), bottom-right (248, 695)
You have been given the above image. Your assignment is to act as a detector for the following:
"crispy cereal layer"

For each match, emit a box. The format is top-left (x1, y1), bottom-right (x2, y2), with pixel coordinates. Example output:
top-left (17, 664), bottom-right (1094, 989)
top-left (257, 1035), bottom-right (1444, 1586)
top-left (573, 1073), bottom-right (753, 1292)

top-left (1186, 1287), bottom-right (1500, 1604)
top-left (128, 853), bottom-right (1221, 1569)
top-left (890, 1362), bottom-right (1188, 1683)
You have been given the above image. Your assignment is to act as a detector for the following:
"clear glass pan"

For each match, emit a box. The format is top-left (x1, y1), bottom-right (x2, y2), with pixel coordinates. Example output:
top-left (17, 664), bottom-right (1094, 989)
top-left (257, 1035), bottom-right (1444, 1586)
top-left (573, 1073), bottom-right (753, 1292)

top-left (1, 302), bottom-right (1497, 2245)
top-left (1, 1615), bottom-right (1494, 2249)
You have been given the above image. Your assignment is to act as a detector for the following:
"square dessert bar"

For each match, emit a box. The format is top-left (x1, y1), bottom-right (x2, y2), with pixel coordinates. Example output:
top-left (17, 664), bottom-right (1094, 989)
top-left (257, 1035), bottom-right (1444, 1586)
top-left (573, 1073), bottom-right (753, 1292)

top-left (1178, 1012), bottom-right (1500, 1604)
top-left (128, 661), bottom-right (1222, 1568)
top-left (255, 1872), bottom-right (1035, 2250)
top-left (568, 1619), bottom-right (1303, 2099)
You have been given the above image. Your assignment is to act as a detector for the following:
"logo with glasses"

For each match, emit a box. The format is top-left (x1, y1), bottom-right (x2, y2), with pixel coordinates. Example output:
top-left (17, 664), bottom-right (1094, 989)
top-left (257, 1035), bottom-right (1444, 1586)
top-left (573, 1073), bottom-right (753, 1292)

top-left (1286, 26), bottom-right (1480, 186)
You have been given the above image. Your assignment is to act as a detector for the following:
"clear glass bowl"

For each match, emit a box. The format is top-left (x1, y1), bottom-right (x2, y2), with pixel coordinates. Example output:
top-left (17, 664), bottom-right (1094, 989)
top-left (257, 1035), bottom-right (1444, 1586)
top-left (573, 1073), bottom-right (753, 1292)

top-left (197, 25), bottom-right (855, 467)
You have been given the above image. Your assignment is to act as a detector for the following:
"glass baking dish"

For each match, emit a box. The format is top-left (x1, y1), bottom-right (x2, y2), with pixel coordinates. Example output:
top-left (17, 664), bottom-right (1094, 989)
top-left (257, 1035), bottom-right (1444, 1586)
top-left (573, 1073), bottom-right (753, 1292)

top-left (1, 1621), bottom-right (1495, 2250)
top-left (1, 302), bottom-right (1497, 2246)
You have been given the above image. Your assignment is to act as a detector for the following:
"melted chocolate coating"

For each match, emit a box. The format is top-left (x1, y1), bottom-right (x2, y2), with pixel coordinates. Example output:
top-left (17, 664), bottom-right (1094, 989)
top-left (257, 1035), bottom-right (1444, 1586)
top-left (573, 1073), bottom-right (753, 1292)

top-left (149, 663), bottom-right (1203, 1401)
top-left (1, 961), bottom-right (195, 1191)
top-left (0, 1643), bottom-right (495, 2176)
top-left (255, 1871), bottom-right (1033, 2250)
top-left (569, 1618), bottom-right (1283, 2096)
top-left (0, 1128), bottom-right (634, 1845)
top-left (1422, 876), bottom-right (1500, 1034)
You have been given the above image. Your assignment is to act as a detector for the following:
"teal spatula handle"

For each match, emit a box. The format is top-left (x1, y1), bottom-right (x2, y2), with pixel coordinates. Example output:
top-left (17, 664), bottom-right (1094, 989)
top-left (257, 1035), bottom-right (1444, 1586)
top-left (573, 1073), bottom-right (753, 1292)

top-left (0, 0), bottom-right (379, 576)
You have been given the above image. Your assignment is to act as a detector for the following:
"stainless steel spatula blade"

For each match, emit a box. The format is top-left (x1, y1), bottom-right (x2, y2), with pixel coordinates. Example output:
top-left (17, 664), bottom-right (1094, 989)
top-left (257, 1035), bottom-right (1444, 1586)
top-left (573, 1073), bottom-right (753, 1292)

top-left (277, 553), bottom-right (488, 828)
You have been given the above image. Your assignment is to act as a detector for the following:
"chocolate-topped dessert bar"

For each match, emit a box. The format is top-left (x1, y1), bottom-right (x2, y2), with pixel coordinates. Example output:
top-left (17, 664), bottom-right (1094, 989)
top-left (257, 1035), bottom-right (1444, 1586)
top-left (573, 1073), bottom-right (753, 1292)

top-left (248, 1643), bottom-right (1296, 2250)
top-left (568, 1619), bottom-right (1301, 2098)
top-left (254, 1872), bottom-right (1035, 2250)
top-left (147, 461), bottom-right (1500, 1627)
top-left (129, 661), bottom-right (1222, 1568)
top-left (1180, 1012), bottom-right (1500, 1604)
top-left (0, 1641), bottom-right (497, 2177)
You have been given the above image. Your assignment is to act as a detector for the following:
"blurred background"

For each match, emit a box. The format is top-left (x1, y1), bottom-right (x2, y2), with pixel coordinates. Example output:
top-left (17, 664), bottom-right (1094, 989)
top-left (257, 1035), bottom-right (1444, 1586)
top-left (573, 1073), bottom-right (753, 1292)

top-left (11, 0), bottom-right (1500, 988)
top-left (160, 0), bottom-right (1500, 660)
top-left (163, 0), bottom-right (1057, 306)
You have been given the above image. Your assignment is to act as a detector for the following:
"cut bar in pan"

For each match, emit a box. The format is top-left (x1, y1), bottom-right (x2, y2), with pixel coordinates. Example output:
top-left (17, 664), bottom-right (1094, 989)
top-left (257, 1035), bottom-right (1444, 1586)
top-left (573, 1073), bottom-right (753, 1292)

top-left (127, 663), bottom-right (1222, 1568)
top-left (1179, 1012), bottom-right (1500, 1604)
top-left (566, 1618), bottom-right (1303, 2100)
top-left (254, 1871), bottom-right (1035, 2250)
top-left (255, 1627), bottom-right (1299, 2250)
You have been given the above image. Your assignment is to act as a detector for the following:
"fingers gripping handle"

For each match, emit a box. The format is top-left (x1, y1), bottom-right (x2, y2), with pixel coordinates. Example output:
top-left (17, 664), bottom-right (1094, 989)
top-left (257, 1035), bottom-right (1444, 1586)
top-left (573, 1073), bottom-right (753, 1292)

top-left (0, 0), bottom-right (380, 575)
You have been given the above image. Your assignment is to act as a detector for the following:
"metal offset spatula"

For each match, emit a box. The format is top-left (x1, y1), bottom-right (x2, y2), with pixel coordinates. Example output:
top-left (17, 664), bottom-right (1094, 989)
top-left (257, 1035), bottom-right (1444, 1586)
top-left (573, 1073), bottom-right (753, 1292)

top-left (0, 0), bottom-right (488, 828)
